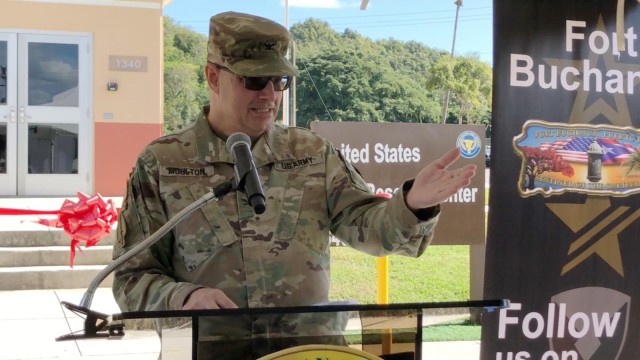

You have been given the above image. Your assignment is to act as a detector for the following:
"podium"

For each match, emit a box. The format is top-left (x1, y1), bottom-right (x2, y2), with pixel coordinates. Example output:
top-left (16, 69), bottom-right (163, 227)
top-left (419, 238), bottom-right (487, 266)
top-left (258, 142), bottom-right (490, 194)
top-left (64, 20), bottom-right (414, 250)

top-left (59, 299), bottom-right (508, 360)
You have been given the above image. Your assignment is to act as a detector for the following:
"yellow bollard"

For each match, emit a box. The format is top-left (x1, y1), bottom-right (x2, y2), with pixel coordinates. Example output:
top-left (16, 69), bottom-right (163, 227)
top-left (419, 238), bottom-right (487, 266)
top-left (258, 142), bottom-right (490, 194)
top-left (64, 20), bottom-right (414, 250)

top-left (376, 256), bottom-right (391, 354)
top-left (375, 193), bottom-right (392, 354)
top-left (375, 192), bottom-right (391, 305)
top-left (376, 256), bottom-right (389, 304)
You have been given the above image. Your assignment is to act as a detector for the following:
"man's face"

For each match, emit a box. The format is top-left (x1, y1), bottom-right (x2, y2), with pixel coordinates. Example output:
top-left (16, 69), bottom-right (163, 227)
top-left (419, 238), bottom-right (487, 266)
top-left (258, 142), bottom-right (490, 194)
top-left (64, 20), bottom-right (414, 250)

top-left (206, 63), bottom-right (284, 139)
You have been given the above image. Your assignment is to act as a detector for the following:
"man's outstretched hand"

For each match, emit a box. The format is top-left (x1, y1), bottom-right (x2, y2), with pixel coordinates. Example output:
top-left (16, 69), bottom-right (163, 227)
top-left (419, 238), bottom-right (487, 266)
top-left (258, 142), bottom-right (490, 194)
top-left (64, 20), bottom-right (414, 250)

top-left (405, 147), bottom-right (477, 211)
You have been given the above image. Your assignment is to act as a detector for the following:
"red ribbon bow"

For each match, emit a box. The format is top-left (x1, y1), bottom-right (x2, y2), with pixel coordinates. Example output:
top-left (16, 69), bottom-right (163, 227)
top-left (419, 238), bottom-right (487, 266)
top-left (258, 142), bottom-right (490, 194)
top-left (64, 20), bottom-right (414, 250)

top-left (35, 192), bottom-right (119, 267)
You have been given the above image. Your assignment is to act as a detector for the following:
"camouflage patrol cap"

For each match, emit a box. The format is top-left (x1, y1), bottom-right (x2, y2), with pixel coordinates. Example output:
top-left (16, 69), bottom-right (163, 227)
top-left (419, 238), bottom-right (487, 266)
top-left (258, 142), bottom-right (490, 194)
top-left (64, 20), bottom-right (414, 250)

top-left (208, 11), bottom-right (298, 77)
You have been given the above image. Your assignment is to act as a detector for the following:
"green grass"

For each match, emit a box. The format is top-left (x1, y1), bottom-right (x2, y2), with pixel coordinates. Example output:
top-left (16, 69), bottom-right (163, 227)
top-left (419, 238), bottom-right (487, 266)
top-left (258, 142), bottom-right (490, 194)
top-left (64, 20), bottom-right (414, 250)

top-left (343, 318), bottom-right (481, 344)
top-left (327, 187), bottom-right (491, 341)
top-left (329, 245), bottom-right (477, 341)
top-left (329, 245), bottom-right (470, 304)
top-left (422, 319), bottom-right (481, 341)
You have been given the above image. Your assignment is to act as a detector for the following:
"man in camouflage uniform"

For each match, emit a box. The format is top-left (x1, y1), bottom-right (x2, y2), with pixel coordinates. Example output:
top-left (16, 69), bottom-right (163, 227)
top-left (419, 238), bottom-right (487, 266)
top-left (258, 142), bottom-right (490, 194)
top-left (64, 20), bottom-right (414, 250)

top-left (112, 11), bottom-right (476, 359)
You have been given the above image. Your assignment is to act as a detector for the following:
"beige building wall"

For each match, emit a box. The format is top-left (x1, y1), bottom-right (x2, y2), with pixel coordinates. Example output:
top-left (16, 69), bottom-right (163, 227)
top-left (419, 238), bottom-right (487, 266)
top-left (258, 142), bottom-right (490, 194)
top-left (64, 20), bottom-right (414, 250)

top-left (2, 0), bottom-right (170, 195)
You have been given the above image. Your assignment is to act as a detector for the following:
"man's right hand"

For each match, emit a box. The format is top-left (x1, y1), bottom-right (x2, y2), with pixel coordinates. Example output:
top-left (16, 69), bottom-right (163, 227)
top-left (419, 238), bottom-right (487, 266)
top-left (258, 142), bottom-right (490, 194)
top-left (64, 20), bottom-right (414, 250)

top-left (182, 288), bottom-right (239, 310)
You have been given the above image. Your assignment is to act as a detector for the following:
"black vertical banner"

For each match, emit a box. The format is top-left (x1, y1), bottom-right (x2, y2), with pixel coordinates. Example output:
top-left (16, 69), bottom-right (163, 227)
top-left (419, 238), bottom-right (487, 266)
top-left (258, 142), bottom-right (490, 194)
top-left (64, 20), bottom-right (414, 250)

top-left (483, 1), bottom-right (640, 359)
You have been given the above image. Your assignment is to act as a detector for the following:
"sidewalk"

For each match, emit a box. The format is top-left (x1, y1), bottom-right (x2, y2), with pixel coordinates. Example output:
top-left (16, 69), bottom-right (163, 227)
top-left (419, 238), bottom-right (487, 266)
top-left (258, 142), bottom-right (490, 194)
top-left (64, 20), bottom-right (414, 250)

top-left (0, 288), bottom-right (481, 360)
top-left (0, 288), bottom-right (159, 360)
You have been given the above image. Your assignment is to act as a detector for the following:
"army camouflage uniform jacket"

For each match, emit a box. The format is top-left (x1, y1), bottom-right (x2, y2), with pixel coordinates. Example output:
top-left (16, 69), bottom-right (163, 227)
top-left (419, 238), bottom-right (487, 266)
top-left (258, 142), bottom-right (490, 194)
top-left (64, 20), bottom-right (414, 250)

top-left (112, 106), bottom-right (440, 342)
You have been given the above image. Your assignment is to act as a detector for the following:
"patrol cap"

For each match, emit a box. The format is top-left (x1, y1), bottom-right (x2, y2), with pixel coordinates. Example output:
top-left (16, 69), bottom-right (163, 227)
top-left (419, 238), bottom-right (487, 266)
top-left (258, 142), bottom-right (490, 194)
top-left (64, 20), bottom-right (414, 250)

top-left (207, 11), bottom-right (298, 77)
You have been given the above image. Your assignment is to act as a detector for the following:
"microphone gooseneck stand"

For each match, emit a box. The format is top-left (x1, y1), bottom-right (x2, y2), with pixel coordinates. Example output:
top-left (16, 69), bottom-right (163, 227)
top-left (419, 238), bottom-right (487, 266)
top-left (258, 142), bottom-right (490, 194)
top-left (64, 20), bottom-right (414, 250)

top-left (56, 180), bottom-right (236, 341)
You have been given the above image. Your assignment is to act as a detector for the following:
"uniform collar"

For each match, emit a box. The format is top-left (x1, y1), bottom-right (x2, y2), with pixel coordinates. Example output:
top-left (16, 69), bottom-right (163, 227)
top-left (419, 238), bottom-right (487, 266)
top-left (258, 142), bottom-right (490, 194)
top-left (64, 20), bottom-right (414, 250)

top-left (193, 106), bottom-right (296, 166)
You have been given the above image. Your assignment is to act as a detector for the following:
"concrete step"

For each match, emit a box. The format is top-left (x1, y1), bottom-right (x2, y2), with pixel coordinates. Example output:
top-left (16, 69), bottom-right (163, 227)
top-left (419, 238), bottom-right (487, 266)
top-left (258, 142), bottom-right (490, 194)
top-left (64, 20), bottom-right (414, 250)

top-left (0, 265), bottom-right (114, 290)
top-left (0, 197), bottom-right (121, 291)
top-left (0, 245), bottom-right (113, 267)
top-left (0, 228), bottom-right (116, 247)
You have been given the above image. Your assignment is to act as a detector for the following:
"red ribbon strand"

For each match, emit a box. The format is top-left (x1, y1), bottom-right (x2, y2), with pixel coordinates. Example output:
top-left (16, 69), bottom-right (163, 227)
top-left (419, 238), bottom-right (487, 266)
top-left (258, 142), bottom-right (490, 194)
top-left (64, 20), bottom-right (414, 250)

top-left (1, 192), bottom-right (119, 267)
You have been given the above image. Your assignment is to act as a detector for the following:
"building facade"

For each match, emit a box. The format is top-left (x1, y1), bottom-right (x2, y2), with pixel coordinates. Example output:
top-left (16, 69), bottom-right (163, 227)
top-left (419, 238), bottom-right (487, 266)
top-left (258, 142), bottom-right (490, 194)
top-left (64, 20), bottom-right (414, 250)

top-left (0, 0), bottom-right (170, 196)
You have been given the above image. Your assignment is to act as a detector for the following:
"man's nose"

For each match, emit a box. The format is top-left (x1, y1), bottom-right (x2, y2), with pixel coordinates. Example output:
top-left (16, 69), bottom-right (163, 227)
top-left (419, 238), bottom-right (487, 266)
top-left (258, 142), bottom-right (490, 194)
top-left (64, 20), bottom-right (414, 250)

top-left (257, 81), bottom-right (278, 100)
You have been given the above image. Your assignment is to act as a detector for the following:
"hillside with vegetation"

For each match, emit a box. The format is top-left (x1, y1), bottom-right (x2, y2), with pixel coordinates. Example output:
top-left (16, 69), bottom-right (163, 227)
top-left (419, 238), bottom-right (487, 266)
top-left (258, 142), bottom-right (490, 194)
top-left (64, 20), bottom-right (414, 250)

top-left (162, 16), bottom-right (492, 134)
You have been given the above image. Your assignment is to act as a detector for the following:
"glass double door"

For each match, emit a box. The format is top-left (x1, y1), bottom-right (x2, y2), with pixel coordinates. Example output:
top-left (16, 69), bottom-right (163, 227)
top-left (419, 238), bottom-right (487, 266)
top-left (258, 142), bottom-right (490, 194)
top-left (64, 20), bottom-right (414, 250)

top-left (0, 32), bottom-right (91, 196)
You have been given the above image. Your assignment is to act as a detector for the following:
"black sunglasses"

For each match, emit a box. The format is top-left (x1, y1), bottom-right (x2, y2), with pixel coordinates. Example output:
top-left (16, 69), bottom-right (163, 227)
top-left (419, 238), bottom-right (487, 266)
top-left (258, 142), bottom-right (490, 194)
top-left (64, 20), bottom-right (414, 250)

top-left (214, 64), bottom-right (291, 91)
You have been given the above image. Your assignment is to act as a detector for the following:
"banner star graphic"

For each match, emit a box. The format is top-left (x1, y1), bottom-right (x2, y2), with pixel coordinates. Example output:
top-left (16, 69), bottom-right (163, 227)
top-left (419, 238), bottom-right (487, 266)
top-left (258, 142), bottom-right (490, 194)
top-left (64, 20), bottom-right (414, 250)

top-left (546, 196), bottom-right (639, 277)
top-left (543, 16), bottom-right (640, 127)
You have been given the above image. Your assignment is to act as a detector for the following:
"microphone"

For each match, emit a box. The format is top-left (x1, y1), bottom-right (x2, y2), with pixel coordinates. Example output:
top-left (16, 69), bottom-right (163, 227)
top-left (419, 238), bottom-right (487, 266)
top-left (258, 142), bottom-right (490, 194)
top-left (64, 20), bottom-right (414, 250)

top-left (226, 132), bottom-right (266, 214)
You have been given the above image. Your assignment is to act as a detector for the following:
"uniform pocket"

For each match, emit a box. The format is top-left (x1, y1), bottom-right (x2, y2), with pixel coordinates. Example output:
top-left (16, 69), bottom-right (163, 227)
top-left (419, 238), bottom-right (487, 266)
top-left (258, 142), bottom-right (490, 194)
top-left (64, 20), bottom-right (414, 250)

top-left (275, 172), bottom-right (304, 240)
top-left (272, 170), bottom-right (329, 254)
top-left (169, 182), bottom-right (238, 271)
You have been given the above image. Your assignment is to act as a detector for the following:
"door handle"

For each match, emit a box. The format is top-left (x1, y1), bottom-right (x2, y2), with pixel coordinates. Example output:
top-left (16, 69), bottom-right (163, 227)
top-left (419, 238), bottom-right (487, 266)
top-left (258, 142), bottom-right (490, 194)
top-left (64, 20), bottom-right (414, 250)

top-left (18, 106), bottom-right (30, 123)
top-left (2, 106), bottom-right (16, 122)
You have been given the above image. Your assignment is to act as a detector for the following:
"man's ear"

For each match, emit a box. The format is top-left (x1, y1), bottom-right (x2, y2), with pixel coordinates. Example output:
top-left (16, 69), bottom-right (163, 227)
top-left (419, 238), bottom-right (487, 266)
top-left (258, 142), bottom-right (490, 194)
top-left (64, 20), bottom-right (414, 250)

top-left (204, 63), bottom-right (220, 94)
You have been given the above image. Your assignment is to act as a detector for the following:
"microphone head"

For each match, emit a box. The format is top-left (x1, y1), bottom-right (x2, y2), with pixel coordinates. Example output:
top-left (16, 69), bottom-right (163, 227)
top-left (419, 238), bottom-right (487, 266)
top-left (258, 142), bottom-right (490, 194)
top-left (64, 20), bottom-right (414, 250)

top-left (226, 132), bottom-right (251, 156)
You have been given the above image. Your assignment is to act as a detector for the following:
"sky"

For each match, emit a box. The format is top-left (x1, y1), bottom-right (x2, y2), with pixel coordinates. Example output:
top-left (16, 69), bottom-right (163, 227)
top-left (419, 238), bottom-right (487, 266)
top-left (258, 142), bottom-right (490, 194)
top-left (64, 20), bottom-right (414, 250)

top-left (163, 0), bottom-right (494, 64)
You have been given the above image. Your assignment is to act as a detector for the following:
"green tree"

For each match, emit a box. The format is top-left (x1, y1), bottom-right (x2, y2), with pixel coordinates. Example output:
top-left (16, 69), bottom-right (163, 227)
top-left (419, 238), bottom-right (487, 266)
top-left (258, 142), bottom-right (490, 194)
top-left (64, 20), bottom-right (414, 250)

top-left (291, 19), bottom-right (447, 128)
top-left (449, 54), bottom-right (492, 124)
top-left (163, 17), bottom-right (208, 133)
top-left (164, 62), bottom-right (205, 132)
top-left (427, 54), bottom-right (492, 125)
top-left (161, 17), bottom-right (493, 133)
top-left (426, 56), bottom-right (454, 121)
top-left (623, 148), bottom-right (640, 176)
